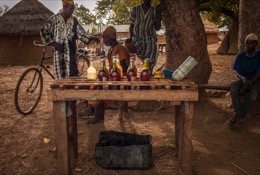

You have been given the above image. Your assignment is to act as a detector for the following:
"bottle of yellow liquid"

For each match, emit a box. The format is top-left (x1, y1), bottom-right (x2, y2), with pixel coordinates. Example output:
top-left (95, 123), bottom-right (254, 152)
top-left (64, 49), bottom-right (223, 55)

top-left (87, 55), bottom-right (97, 80)
top-left (115, 54), bottom-right (123, 77)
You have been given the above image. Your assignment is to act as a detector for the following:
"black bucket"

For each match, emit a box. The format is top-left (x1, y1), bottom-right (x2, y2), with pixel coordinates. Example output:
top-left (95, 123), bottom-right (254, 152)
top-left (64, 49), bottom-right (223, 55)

top-left (95, 131), bottom-right (152, 169)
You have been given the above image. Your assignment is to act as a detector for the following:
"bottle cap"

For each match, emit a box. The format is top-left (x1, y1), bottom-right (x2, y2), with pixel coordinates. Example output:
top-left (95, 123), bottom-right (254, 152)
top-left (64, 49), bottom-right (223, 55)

top-left (154, 71), bottom-right (161, 78)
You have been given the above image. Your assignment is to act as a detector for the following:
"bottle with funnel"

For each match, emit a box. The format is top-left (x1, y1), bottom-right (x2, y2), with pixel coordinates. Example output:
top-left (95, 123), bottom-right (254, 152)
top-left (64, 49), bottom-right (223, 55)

top-left (172, 56), bottom-right (198, 80)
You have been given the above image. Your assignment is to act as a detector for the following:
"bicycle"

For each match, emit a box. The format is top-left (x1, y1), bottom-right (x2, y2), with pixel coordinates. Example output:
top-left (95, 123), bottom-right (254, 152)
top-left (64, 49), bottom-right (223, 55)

top-left (14, 41), bottom-right (91, 115)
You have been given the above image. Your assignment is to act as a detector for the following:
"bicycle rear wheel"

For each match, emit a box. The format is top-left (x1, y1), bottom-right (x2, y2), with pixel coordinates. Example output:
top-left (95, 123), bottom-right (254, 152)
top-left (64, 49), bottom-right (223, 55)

top-left (78, 56), bottom-right (90, 77)
top-left (14, 67), bottom-right (43, 115)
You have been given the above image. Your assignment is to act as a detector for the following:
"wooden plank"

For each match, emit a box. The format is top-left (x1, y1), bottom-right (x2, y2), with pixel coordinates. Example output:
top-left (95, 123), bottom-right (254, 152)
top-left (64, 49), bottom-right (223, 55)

top-left (53, 101), bottom-right (71, 175)
top-left (49, 80), bottom-right (196, 89)
top-left (48, 89), bottom-right (199, 102)
top-left (198, 84), bottom-right (230, 90)
top-left (49, 77), bottom-right (195, 84)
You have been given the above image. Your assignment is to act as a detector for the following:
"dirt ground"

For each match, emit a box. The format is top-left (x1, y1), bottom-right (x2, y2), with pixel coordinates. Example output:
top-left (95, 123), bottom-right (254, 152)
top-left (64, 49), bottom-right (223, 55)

top-left (0, 44), bottom-right (260, 175)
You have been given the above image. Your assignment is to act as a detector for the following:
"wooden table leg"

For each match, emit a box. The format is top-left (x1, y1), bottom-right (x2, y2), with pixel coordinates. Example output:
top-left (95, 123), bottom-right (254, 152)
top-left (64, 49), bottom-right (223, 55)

top-left (69, 101), bottom-right (78, 159)
top-left (175, 105), bottom-right (181, 158)
top-left (53, 101), bottom-right (73, 175)
top-left (176, 102), bottom-right (194, 175)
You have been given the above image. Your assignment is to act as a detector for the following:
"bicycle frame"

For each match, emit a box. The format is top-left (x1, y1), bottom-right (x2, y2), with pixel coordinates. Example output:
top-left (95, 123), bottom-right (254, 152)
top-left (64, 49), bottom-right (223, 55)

top-left (37, 46), bottom-right (55, 80)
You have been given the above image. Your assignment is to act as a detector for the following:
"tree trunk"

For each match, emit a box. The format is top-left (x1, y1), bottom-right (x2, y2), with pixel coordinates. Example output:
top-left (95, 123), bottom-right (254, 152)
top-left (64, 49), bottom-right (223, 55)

top-left (160, 0), bottom-right (212, 84)
top-left (239, 0), bottom-right (260, 51)
top-left (217, 19), bottom-right (239, 55)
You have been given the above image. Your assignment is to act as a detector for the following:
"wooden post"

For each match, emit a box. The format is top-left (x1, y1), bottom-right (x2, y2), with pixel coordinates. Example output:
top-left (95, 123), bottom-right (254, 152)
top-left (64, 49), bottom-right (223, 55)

top-left (53, 101), bottom-right (72, 175)
top-left (174, 105), bottom-right (180, 158)
top-left (179, 102), bottom-right (194, 175)
top-left (68, 101), bottom-right (78, 159)
top-left (176, 103), bottom-right (184, 174)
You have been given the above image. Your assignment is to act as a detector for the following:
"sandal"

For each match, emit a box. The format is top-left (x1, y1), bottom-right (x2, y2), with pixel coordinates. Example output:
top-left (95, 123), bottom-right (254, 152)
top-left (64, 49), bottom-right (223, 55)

top-left (229, 117), bottom-right (236, 127)
top-left (78, 105), bottom-right (94, 118)
top-left (86, 118), bottom-right (104, 125)
top-left (233, 118), bottom-right (245, 128)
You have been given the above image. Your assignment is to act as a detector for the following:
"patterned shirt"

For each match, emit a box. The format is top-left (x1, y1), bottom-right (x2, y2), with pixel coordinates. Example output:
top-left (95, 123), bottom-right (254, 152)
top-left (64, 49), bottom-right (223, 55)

top-left (129, 5), bottom-right (157, 40)
top-left (129, 5), bottom-right (158, 68)
top-left (40, 13), bottom-right (91, 80)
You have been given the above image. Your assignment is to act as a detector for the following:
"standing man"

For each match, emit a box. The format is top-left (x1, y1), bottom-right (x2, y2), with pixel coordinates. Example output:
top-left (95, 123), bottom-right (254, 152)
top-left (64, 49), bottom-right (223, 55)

top-left (40, 0), bottom-right (99, 80)
top-left (40, 0), bottom-right (99, 117)
top-left (230, 33), bottom-right (260, 128)
top-left (127, 0), bottom-right (162, 72)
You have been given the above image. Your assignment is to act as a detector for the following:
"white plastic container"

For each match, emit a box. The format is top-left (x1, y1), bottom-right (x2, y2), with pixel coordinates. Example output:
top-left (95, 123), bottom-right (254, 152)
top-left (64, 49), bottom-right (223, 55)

top-left (87, 57), bottom-right (97, 80)
top-left (172, 56), bottom-right (198, 80)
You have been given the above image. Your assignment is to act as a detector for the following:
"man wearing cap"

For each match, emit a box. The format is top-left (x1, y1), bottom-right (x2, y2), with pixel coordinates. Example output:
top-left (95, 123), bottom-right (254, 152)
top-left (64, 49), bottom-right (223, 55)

top-left (40, 0), bottom-right (99, 80)
top-left (102, 26), bottom-right (130, 73)
top-left (78, 26), bottom-right (130, 123)
top-left (229, 33), bottom-right (260, 128)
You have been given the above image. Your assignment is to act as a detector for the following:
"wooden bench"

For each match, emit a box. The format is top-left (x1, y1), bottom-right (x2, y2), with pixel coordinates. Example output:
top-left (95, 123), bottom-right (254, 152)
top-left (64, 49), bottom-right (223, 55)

top-left (158, 43), bottom-right (166, 54)
top-left (198, 84), bottom-right (230, 91)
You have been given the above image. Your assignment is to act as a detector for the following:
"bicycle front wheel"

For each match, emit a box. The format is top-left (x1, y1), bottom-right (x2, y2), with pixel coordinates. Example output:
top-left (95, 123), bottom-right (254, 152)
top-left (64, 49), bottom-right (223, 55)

top-left (14, 68), bottom-right (43, 115)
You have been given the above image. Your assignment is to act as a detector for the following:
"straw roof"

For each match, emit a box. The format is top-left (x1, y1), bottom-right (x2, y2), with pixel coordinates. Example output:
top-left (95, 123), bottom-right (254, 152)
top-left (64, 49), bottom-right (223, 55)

top-left (203, 19), bottom-right (219, 34)
top-left (0, 0), bottom-right (54, 36)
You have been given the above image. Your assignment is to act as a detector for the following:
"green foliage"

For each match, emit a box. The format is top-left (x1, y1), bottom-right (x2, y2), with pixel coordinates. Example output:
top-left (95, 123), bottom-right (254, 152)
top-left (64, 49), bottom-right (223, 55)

top-left (198, 0), bottom-right (239, 27)
top-left (0, 5), bottom-right (9, 16)
top-left (95, 0), bottom-right (160, 25)
top-left (91, 27), bottom-right (97, 34)
top-left (73, 3), bottom-right (96, 25)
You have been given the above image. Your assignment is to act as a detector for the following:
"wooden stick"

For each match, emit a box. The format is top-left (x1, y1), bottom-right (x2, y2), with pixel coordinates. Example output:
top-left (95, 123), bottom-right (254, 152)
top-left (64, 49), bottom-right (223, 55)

top-left (231, 162), bottom-right (249, 175)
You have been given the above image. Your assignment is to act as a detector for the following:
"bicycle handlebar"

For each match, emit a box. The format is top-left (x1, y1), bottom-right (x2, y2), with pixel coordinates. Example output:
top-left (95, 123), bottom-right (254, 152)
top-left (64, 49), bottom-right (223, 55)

top-left (33, 41), bottom-right (54, 48)
top-left (33, 40), bottom-right (91, 56)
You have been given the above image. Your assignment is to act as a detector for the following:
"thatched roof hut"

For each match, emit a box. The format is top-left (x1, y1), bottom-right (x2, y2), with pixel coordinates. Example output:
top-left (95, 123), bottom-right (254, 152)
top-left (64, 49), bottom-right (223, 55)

top-left (0, 0), bottom-right (54, 65)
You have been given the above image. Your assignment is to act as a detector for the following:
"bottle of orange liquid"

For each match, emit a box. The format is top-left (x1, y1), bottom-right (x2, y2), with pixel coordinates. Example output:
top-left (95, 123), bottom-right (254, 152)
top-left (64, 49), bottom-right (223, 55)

top-left (115, 54), bottom-right (123, 77)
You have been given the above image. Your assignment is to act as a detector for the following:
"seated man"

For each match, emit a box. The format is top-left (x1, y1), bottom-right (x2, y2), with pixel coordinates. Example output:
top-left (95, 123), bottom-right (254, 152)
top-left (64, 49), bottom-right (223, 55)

top-left (103, 26), bottom-right (130, 74)
top-left (230, 33), bottom-right (260, 128)
top-left (78, 26), bottom-right (130, 123)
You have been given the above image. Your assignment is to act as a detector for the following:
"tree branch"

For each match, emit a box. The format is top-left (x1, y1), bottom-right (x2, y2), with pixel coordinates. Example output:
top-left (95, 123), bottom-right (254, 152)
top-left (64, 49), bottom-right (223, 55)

top-left (199, 6), bottom-right (236, 19)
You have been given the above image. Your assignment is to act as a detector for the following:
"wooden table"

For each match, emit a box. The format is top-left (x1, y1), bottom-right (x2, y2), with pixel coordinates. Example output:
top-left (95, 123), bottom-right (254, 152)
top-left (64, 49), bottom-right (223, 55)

top-left (47, 78), bottom-right (198, 175)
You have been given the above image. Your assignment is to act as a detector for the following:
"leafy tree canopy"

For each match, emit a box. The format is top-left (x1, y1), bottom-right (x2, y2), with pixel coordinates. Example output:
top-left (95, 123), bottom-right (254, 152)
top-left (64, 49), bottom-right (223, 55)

top-left (73, 3), bottom-right (96, 25)
top-left (95, 0), bottom-right (159, 25)
top-left (197, 0), bottom-right (239, 27)
top-left (94, 0), bottom-right (238, 28)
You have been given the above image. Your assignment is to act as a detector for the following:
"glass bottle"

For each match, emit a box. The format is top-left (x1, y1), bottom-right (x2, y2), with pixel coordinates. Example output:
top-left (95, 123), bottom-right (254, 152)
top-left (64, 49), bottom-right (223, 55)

top-left (126, 59), bottom-right (137, 90)
top-left (140, 59), bottom-right (151, 89)
top-left (115, 54), bottom-right (123, 78)
top-left (100, 55), bottom-right (109, 78)
top-left (110, 58), bottom-right (121, 89)
top-left (98, 59), bottom-right (108, 81)
top-left (87, 55), bottom-right (97, 80)
top-left (128, 53), bottom-right (138, 74)
top-left (154, 71), bottom-right (163, 89)
top-left (98, 58), bottom-right (108, 89)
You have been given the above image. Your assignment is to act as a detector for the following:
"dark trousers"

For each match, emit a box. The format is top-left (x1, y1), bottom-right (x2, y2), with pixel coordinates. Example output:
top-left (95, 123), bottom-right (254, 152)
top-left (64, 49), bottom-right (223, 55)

top-left (230, 79), bottom-right (260, 118)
